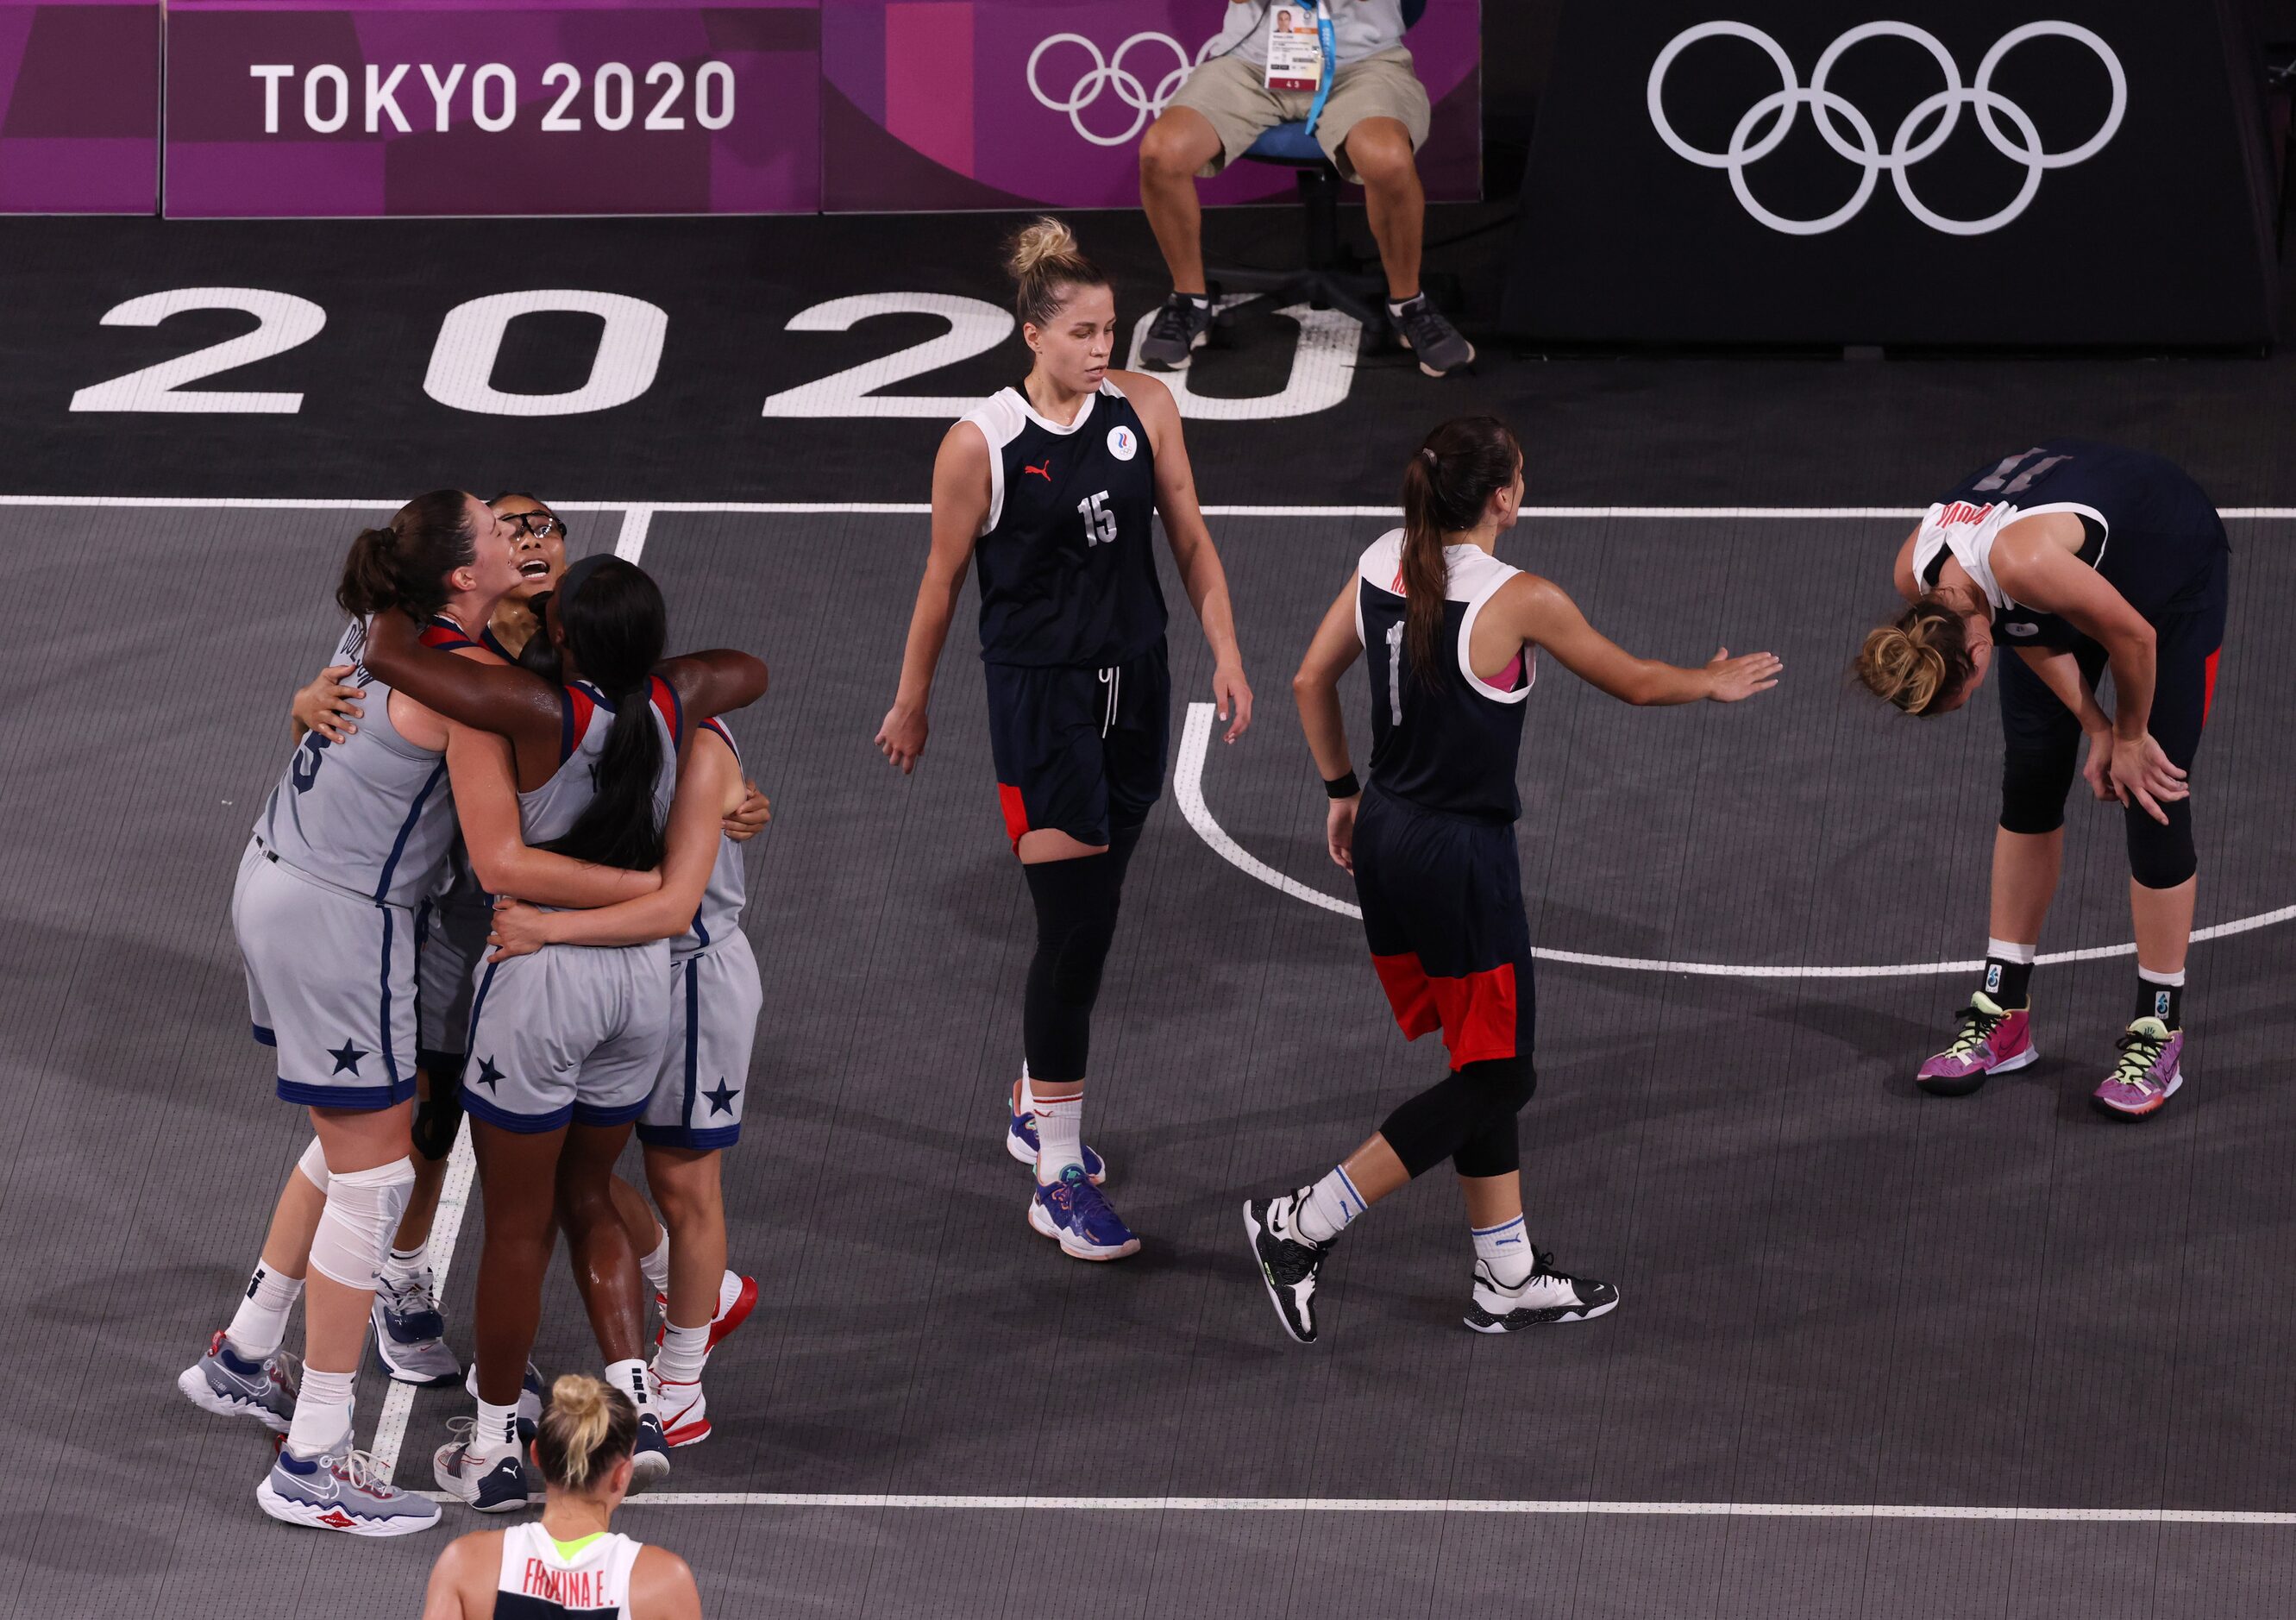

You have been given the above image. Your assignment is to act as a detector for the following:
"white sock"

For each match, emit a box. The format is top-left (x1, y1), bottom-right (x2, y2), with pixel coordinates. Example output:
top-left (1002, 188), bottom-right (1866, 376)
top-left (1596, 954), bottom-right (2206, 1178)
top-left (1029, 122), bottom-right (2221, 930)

top-left (473, 1397), bottom-right (523, 1462)
top-left (1295, 1166), bottom-right (1369, 1246)
top-left (223, 1263), bottom-right (303, 1362)
top-left (2138, 964), bottom-right (2186, 987)
top-left (1388, 292), bottom-right (1424, 315)
top-left (1472, 1215), bottom-right (1534, 1289)
top-left (605, 1357), bottom-right (656, 1417)
top-left (285, 1366), bottom-right (354, 1461)
top-left (379, 1245), bottom-right (429, 1290)
top-left (1985, 937), bottom-right (2038, 964)
top-left (639, 1226), bottom-right (671, 1298)
top-left (1033, 1092), bottom-right (1084, 1185)
top-left (1177, 290), bottom-right (1209, 307)
top-left (1017, 1064), bottom-right (1035, 1115)
top-left (656, 1322), bottom-right (709, 1385)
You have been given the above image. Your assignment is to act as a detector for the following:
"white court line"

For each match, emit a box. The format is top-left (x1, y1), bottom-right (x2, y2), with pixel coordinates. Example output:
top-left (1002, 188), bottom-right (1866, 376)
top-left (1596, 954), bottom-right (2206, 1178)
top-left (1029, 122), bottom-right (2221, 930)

top-left (1176, 705), bottom-right (2296, 979)
top-left (369, 1123), bottom-right (478, 1484)
top-left (614, 505), bottom-right (654, 562)
top-left (388, 1490), bottom-right (2296, 1524)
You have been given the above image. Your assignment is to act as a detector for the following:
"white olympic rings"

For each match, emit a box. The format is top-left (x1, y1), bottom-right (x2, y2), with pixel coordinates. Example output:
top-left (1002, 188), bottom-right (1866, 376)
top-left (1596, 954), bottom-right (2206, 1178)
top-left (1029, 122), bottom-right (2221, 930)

top-left (1026, 31), bottom-right (1217, 148)
top-left (1647, 21), bottom-right (2127, 236)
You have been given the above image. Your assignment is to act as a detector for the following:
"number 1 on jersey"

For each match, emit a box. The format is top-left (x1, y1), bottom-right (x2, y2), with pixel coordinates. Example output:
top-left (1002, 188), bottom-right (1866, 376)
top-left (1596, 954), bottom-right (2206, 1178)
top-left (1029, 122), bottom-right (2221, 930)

top-left (1384, 620), bottom-right (1404, 725)
top-left (1077, 489), bottom-right (1116, 547)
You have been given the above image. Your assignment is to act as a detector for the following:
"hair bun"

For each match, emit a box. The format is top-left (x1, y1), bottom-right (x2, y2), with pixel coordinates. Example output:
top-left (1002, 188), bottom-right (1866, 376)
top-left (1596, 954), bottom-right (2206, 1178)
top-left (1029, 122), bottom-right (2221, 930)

top-left (1005, 216), bottom-right (1080, 282)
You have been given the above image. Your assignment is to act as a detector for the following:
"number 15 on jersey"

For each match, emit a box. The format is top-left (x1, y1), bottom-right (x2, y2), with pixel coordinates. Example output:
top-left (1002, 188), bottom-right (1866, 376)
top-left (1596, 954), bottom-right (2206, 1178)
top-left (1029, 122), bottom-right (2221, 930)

top-left (1076, 489), bottom-right (1116, 547)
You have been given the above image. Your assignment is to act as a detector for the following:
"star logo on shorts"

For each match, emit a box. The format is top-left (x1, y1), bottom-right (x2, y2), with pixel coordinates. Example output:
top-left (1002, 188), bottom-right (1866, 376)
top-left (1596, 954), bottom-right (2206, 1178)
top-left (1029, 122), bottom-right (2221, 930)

top-left (328, 1040), bottom-right (368, 1076)
top-left (475, 1057), bottom-right (504, 1090)
top-left (703, 1078), bottom-right (740, 1117)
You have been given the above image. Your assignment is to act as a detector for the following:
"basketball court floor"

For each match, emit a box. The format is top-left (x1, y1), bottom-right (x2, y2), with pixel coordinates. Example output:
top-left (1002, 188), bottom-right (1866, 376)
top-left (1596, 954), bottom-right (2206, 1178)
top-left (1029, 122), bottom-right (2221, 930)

top-left (3, 490), bottom-right (2294, 1620)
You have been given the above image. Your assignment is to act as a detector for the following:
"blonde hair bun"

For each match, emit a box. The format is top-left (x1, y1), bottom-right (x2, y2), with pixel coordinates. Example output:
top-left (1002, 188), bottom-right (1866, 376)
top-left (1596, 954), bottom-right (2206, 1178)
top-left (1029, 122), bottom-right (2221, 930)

top-left (534, 1372), bottom-right (637, 1491)
top-left (1853, 599), bottom-right (1970, 716)
top-left (1004, 216), bottom-right (1080, 282)
top-left (1001, 216), bottom-right (1109, 330)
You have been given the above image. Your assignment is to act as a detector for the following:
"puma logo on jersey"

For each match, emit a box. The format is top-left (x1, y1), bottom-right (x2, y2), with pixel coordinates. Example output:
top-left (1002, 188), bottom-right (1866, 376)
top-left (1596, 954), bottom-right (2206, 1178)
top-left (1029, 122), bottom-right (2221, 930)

top-left (1024, 461), bottom-right (1052, 481)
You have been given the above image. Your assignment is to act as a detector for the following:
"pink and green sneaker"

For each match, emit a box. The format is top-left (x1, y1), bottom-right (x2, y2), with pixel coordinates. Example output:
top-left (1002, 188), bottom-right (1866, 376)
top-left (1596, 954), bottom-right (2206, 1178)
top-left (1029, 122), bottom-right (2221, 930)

top-left (1916, 992), bottom-right (2037, 1096)
top-left (2092, 1017), bottom-right (2184, 1118)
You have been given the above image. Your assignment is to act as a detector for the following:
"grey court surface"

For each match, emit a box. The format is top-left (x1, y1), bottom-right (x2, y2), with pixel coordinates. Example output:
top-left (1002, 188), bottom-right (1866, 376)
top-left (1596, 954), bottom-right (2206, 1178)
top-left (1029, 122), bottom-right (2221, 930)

top-left (3, 500), bottom-right (2294, 1620)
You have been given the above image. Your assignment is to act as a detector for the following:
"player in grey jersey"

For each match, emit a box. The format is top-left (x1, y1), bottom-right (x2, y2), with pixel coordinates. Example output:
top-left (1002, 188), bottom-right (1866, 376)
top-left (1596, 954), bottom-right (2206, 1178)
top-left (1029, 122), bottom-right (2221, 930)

top-left (493, 712), bottom-right (767, 1447)
top-left (361, 556), bottom-right (766, 1510)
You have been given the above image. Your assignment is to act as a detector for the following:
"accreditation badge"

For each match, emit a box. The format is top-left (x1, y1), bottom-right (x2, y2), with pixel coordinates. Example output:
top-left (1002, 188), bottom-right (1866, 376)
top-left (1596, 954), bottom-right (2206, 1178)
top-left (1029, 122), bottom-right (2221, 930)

top-left (1264, 2), bottom-right (1324, 93)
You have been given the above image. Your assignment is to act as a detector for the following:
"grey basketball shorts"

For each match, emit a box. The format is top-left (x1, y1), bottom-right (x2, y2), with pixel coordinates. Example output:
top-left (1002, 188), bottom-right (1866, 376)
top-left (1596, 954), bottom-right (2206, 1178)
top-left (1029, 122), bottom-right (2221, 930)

top-left (460, 938), bottom-right (673, 1133)
top-left (638, 932), bottom-right (763, 1152)
top-left (415, 890), bottom-right (490, 1067)
top-left (233, 838), bottom-right (419, 1111)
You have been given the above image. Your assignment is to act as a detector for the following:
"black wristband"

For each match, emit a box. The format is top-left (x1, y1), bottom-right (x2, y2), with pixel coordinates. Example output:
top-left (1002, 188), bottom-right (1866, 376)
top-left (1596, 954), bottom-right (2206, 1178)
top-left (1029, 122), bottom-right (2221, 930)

top-left (1324, 770), bottom-right (1360, 800)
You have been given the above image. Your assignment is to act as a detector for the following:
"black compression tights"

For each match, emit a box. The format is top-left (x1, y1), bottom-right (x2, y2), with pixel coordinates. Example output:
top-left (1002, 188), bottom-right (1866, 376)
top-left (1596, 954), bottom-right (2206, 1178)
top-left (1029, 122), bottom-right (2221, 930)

top-left (1377, 1055), bottom-right (1539, 1178)
top-left (1021, 823), bottom-right (1143, 1085)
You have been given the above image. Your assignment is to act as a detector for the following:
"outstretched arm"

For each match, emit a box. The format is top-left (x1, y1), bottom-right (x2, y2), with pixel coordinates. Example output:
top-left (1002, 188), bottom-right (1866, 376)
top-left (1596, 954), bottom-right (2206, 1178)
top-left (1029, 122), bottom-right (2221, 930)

top-left (488, 728), bottom-right (740, 955)
top-left (1501, 575), bottom-right (1779, 705)
top-left (1293, 577), bottom-right (1365, 871)
top-left (1122, 372), bottom-right (1252, 744)
top-left (447, 724), bottom-right (661, 907)
top-left (363, 607), bottom-right (562, 746)
top-left (876, 420), bottom-right (990, 773)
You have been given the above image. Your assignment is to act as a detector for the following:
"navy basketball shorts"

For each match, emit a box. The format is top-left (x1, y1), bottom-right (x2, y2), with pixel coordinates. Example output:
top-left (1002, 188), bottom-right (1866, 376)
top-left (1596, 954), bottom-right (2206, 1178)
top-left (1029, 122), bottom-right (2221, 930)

top-left (1352, 784), bottom-right (1535, 1071)
top-left (983, 638), bottom-right (1170, 851)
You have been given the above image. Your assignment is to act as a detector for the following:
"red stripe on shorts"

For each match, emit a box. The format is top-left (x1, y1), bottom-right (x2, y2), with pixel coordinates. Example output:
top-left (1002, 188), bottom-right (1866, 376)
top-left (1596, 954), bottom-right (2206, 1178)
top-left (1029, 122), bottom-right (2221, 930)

top-left (2203, 647), bottom-right (2222, 728)
top-left (1371, 954), bottom-right (1519, 1068)
top-left (996, 782), bottom-right (1031, 851)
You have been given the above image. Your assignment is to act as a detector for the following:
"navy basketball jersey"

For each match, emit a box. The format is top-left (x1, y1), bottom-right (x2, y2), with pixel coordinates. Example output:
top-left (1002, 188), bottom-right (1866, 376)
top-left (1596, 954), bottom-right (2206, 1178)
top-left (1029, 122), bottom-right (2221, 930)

top-left (963, 380), bottom-right (1167, 668)
top-left (1356, 531), bottom-right (1534, 822)
top-left (1914, 441), bottom-right (2228, 647)
top-left (257, 614), bottom-right (478, 907)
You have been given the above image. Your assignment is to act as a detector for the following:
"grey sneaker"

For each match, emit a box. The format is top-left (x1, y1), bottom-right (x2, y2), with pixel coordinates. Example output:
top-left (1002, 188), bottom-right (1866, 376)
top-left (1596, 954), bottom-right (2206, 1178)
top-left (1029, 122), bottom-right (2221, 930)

top-left (259, 1442), bottom-right (441, 1536)
top-left (1464, 1250), bottom-right (1618, 1333)
top-left (372, 1270), bottom-right (460, 1387)
top-left (433, 1418), bottom-right (537, 1514)
top-left (178, 1330), bottom-right (298, 1434)
top-left (464, 1359), bottom-right (545, 1439)
top-left (1389, 294), bottom-right (1476, 377)
top-left (1243, 1190), bottom-right (1333, 1345)
top-left (1139, 292), bottom-right (1216, 371)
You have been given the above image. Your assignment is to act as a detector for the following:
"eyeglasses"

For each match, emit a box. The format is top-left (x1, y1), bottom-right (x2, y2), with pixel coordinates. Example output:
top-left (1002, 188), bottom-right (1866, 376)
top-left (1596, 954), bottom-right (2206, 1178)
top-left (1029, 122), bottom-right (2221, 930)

top-left (505, 511), bottom-right (565, 541)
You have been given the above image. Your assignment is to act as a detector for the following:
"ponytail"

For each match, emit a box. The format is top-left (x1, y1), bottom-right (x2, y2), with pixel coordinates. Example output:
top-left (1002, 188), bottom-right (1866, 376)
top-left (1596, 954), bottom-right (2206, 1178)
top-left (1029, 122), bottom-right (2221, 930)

top-left (1854, 596), bottom-right (1975, 716)
top-left (1396, 418), bottom-right (1523, 683)
top-left (534, 1373), bottom-right (637, 1493)
top-left (1004, 216), bottom-right (1110, 330)
top-left (336, 489), bottom-right (478, 622)
top-left (542, 558), bottom-right (670, 873)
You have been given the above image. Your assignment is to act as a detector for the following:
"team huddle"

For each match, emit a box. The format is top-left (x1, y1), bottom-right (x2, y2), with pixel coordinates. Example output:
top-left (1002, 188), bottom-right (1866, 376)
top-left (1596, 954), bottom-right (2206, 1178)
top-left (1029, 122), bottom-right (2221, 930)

top-left (173, 222), bottom-right (2232, 1600)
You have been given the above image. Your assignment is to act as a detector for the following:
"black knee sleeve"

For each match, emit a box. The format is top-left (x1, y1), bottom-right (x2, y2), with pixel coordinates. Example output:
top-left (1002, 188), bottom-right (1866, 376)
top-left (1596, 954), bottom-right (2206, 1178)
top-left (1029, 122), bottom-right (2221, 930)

top-left (411, 1059), bottom-right (465, 1162)
top-left (1378, 1056), bottom-right (1538, 1180)
top-left (1106, 819), bottom-right (1145, 891)
top-left (1021, 853), bottom-right (1124, 1083)
top-left (1999, 747), bottom-right (2076, 837)
top-left (2126, 798), bottom-right (2197, 889)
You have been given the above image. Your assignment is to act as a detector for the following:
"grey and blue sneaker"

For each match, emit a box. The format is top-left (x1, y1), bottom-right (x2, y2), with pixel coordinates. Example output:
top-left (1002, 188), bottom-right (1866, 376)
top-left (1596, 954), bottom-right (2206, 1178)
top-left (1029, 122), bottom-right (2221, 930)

top-left (1463, 1250), bottom-right (1618, 1334)
top-left (433, 1418), bottom-right (536, 1514)
top-left (1005, 1078), bottom-right (1107, 1184)
top-left (1243, 1190), bottom-right (1333, 1346)
top-left (372, 1268), bottom-right (460, 1387)
top-left (629, 1411), bottom-right (672, 1491)
top-left (1388, 293), bottom-right (1476, 378)
top-left (1138, 292), bottom-right (1217, 371)
top-left (260, 1442), bottom-right (440, 1535)
top-left (1026, 1164), bottom-right (1140, 1260)
top-left (463, 1359), bottom-right (545, 1440)
top-left (178, 1330), bottom-right (298, 1435)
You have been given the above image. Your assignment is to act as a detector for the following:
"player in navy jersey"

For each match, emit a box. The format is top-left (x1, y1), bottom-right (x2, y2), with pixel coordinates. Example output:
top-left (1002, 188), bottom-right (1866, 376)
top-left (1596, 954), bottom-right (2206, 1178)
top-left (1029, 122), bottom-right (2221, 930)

top-left (1855, 442), bottom-right (2230, 1118)
top-left (1244, 418), bottom-right (1781, 1343)
top-left (875, 217), bottom-right (1253, 1261)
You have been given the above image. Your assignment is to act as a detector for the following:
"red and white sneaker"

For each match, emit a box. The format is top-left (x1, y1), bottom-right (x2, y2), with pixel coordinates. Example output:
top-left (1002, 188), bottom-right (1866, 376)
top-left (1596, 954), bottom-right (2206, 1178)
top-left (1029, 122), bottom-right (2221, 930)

top-left (654, 1267), bottom-right (758, 1352)
top-left (651, 1373), bottom-right (711, 1448)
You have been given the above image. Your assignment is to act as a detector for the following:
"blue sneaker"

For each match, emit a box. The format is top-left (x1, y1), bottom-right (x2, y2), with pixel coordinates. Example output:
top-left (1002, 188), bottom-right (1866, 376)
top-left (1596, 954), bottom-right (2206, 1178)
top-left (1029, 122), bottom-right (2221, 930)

top-left (178, 1330), bottom-right (297, 1434)
top-left (432, 1419), bottom-right (536, 1514)
top-left (629, 1411), bottom-right (672, 1491)
top-left (1005, 1077), bottom-right (1107, 1184)
top-left (1027, 1165), bottom-right (1140, 1260)
top-left (371, 1268), bottom-right (459, 1387)
top-left (260, 1442), bottom-right (440, 1536)
top-left (464, 1359), bottom-right (545, 1441)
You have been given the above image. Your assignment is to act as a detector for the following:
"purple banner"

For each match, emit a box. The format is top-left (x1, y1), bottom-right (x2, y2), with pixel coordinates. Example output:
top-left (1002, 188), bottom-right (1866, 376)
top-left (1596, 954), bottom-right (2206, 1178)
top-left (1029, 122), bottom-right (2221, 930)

top-left (164, 0), bottom-right (821, 217)
top-left (0, 2), bottom-right (159, 213)
top-left (821, 0), bottom-right (1480, 211)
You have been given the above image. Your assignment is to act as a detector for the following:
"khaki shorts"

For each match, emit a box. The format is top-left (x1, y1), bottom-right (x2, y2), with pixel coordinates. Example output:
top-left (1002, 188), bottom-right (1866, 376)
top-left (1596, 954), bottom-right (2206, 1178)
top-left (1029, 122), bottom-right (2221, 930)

top-left (1165, 46), bottom-right (1430, 182)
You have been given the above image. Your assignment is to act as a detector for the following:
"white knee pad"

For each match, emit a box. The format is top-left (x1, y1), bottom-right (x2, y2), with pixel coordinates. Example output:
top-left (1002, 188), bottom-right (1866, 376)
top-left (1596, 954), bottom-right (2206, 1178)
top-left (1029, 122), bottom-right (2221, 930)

top-left (296, 1136), bottom-right (331, 1193)
top-left (308, 1158), bottom-right (416, 1290)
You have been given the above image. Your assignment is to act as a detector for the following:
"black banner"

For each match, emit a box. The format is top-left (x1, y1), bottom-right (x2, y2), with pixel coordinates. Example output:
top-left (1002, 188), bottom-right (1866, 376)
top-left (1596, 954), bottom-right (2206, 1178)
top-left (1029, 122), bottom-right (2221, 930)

top-left (1502, 0), bottom-right (2280, 345)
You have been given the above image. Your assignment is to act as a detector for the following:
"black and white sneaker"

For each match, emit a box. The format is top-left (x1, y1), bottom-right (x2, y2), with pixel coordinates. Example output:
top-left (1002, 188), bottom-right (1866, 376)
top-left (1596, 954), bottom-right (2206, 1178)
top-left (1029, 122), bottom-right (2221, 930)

top-left (629, 1412), bottom-right (672, 1491)
top-left (1463, 1250), bottom-right (1618, 1333)
top-left (1388, 294), bottom-right (1476, 377)
top-left (1243, 1190), bottom-right (1333, 1345)
top-left (1139, 292), bottom-right (1217, 371)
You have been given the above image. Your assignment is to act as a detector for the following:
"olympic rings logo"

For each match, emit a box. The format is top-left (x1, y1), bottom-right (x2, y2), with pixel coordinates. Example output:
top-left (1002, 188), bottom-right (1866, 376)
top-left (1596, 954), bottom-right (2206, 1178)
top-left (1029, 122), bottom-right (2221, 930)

top-left (1647, 22), bottom-right (2127, 236)
top-left (1026, 31), bottom-right (1219, 148)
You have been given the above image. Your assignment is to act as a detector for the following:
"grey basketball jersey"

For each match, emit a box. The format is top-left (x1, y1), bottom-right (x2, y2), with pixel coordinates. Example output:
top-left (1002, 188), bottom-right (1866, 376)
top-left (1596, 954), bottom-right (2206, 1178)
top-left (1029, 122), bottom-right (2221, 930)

top-left (676, 719), bottom-right (750, 962)
top-left (519, 676), bottom-right (681, 849)
top-left (257, 616), bottom-right (477, 908)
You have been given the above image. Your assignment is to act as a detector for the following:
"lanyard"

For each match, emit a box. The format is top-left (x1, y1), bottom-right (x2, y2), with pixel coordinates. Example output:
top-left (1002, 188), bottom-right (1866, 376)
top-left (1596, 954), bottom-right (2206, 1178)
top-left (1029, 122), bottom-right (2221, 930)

top-left (1304, 1), bottom-right (1338, 135)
